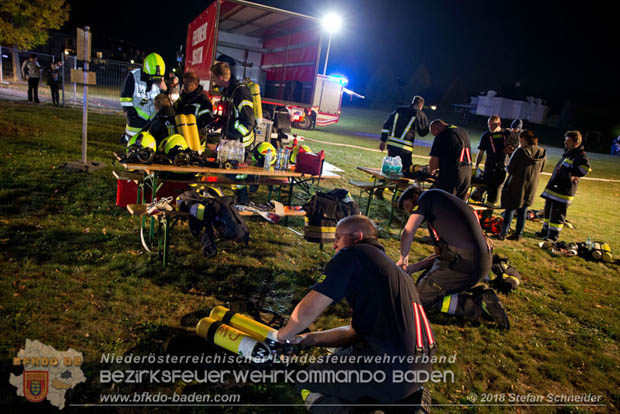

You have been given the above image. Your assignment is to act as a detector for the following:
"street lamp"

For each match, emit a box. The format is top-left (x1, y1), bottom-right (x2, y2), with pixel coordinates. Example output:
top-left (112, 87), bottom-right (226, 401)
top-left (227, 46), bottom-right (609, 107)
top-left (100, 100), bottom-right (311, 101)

top-left (322, 13), bottom-right (342, 75)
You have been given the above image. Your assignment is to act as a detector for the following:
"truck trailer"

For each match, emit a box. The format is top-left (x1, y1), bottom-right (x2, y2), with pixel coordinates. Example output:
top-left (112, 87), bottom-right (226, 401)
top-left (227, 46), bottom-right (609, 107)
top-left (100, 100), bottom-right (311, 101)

top-left (185, 0), bottom-right (363, 138)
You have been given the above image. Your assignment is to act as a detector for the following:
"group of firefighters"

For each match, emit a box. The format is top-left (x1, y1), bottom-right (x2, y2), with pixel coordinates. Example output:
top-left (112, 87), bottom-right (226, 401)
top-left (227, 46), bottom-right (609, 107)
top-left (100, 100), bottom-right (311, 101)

top-left (119, 52), bottom-right (256, 203)
top-left (119, 56), bottom-right (591, 413)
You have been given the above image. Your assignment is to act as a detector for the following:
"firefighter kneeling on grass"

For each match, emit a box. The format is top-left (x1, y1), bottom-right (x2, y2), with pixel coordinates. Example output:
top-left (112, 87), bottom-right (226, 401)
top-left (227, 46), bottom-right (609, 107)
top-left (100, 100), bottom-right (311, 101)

top-left (277, 215), bottom-right (434, 413)
top-left (397, 186), bottom-right (510, 330)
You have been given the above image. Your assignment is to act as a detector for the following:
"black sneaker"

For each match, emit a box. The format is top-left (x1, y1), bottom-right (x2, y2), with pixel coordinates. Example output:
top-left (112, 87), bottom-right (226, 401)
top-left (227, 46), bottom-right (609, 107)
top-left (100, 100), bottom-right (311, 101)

top-left (535, 230), bottom-right (548, 239)
top-left (507, 234), bottom-right (521, 241)
top-left (480, 289), bottom-right (510, 329)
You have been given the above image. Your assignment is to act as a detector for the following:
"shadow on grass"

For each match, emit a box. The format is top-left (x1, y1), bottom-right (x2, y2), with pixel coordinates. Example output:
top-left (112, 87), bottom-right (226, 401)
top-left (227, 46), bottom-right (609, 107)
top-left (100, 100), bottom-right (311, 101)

top-left (0, 223), bottom-right (137, 266)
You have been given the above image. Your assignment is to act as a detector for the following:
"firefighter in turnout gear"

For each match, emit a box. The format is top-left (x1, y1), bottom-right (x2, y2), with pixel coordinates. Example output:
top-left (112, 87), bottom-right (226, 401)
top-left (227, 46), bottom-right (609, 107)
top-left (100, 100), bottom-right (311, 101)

top-left (210, 61), bottom-right (257, 204)
top-left (210, 61), bottom-right (256, 147)
top-left (174, 71), bottom-right (214, 149)
top-left (397, 186), bottom-right (510, 330)
top-left (120, 53), bottom-right (167, 144)
top-left (379, 96), bottom-right (429, 183)
top-left (536, 130), bottom-right (590, 241)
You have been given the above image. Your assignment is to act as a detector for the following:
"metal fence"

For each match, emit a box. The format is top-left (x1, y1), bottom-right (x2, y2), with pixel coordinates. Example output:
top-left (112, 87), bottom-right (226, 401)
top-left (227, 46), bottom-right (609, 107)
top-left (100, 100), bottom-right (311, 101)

top-left (1, 45), bottom-right (138, 111)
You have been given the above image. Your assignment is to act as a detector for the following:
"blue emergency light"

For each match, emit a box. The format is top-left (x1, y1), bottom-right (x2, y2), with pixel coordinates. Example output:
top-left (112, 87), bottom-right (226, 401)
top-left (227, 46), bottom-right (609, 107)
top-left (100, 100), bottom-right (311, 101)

top-left (328, 74), bottom-right (348, 86)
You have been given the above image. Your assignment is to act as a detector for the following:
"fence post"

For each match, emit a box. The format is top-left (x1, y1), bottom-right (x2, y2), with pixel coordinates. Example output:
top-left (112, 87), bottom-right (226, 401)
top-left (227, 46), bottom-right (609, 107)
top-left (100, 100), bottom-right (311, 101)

top-left (61, 52), bottom-right (65, 106)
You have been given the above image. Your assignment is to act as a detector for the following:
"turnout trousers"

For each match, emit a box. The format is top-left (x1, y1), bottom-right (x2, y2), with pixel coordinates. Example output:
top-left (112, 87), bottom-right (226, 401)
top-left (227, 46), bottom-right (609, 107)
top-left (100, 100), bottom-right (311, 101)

top-left (416, 243), bottom-right (492, 320)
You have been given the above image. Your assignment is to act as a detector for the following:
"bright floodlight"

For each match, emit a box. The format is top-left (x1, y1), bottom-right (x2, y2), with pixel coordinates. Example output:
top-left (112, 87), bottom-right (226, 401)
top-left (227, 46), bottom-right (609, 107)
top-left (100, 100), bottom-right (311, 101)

top-left (322, 13), bottom-right (342, 33)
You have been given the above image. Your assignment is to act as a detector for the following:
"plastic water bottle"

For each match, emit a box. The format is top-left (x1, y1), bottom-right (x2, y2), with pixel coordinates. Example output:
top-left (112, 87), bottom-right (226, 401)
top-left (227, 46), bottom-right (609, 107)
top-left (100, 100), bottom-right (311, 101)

top-left (264, 149), bottom-right (272, 170)
top-left (283, 149), bottom-right (291, 170)
top-left (275, 148), bottom-right (284, 170)
top-left (586, 237), bottom-right (592, 250)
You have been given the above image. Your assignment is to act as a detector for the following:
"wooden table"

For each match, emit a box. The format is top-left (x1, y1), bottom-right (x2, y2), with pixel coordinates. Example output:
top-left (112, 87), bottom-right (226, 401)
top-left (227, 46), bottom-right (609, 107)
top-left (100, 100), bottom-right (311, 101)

top-left (355, 166), bottom-right (435, 225)
top-left (119, 162), bottom-right (340, 264)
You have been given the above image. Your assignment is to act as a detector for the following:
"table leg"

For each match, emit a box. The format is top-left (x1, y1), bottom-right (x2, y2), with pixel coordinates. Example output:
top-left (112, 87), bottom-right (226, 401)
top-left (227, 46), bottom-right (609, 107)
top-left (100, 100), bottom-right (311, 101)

top-left (284, 178), bottom-right (295, 226)
top-left (365, 177), bottom-right (378, 216)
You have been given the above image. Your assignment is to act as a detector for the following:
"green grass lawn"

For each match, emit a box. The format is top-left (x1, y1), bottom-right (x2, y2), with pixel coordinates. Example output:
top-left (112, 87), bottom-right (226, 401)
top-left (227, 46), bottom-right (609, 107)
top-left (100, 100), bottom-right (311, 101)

top-left (1, 101), bottom-right (619, 413)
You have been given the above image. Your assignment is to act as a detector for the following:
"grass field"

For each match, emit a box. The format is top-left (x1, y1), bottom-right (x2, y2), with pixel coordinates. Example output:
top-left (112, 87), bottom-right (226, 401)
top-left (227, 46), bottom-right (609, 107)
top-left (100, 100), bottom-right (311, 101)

top-left (1, 100), bottom-right (619, 413)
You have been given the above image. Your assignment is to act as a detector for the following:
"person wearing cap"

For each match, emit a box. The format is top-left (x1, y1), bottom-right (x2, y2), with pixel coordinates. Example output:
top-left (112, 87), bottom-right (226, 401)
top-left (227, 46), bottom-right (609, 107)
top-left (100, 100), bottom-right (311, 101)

top-left (473, 115), bottom-right (513, 206)
top-left (379, 95), bottom-right (430, 183)
top-left (119, 53), bottom-right (167, 144)
top-left (396, 185), bottom-right (510, 329)
top-left (277, 215), bottom-right (435, 411)
top-left (428, 119), bottom-right (473, 200)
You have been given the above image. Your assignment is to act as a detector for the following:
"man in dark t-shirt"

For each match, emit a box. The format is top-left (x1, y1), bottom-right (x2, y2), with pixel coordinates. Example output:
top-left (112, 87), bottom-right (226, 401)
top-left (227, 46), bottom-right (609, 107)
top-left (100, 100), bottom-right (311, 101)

top-left (277, 215), bottom-right (435, 411)
top-left (397, 187), bottom-right (509, 329)
top-left (474, 115), bottom-right (512, 205)
top-left (428, 119), bottom-right (472, 200)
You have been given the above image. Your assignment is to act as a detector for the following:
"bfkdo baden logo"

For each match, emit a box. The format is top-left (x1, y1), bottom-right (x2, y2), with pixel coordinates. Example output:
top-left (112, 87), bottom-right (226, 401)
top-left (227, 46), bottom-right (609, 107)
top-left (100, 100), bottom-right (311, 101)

top-left (9, 339), bottom-right (86, 409)
top-left (24, 371), bottom-right (49, 403)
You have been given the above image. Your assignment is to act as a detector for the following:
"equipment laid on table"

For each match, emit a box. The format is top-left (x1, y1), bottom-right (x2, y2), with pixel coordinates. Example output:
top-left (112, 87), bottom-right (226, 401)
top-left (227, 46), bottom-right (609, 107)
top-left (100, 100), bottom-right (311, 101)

top-left (295, 149), bottom-right (325, 176)
top-left (124, 131), bottom-right (157, 164)
top-left (253, 142), bottom-right (277, 167)
top-left (175, 113), bottom-right (202, 153)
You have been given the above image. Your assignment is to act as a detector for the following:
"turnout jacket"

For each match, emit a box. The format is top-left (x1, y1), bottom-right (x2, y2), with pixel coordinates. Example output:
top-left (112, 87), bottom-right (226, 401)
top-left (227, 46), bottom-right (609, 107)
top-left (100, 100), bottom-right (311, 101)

top-left (380, 106), bottom-right (429, 153)
top-left (120, 69), bottom-right (163, 134)
top-left (541, 145), bottom-right (590, 204)
top-left (220, 77), bottom-right (255, 147)
top-left (303, 189), bottom-right (359, 243)
top-left (174, 85), bottom-right (214, 130)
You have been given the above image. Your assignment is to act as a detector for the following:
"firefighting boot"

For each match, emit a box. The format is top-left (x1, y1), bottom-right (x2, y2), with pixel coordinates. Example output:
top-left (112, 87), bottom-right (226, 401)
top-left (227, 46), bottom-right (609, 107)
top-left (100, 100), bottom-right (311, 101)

top-left (479, 289), bottom-right (510, 329)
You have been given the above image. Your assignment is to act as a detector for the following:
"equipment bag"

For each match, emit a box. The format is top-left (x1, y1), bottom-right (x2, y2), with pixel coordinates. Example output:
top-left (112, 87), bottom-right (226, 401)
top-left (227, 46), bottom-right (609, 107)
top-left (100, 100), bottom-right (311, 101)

top-left (303, 189), bottom-right (360, 243)
top-left (489, 254), bottom-right (522, 293)
top-left (176, 190), bottom-right (250, 258)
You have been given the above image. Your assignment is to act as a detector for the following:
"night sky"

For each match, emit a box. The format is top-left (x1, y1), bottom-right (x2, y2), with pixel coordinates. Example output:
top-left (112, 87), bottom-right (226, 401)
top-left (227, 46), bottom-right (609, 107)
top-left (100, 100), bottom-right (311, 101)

top-left (65, 0), bottom-right (618, 108)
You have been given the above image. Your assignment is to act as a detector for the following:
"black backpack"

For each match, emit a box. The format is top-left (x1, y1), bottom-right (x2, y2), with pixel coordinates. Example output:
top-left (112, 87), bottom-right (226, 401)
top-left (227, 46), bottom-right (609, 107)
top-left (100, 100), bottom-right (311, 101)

top-left (176, 190), bottom-right (249, 257)
top-left (302, 189), bottom-right (360, 243)
top-left (490, 254), bottom-right (521, 293)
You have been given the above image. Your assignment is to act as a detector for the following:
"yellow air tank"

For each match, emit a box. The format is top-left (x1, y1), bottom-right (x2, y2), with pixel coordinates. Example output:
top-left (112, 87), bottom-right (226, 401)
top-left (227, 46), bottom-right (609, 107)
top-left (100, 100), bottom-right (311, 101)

top-left (185, 113), bottom-right (201, 153)
top-left (209, 305), bottom-right (278, 345)
top-left (601, 243), bottom-right (613, 263)
top-left (175, 114), bottom-right (190, 144)
top-left (248, 81), bottom-right (263, 120)
top-left (196, 317), bottom-right (272, 363)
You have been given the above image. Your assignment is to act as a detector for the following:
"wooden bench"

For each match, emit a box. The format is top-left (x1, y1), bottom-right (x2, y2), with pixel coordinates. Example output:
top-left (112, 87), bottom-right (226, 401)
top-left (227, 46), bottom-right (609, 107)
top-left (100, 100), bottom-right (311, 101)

top-left (127, 201), bottom-right (305, 267)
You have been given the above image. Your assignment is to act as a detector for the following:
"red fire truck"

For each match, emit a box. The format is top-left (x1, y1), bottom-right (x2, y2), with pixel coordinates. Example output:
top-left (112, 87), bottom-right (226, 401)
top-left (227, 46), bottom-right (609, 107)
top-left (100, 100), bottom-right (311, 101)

top-left (185, 0), bottom-right (363, 136)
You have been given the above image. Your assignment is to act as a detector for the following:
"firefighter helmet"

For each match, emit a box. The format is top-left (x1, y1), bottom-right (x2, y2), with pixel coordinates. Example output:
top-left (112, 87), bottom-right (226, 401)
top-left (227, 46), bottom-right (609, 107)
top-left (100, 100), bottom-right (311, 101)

top-left (289, 144), bottom-right (312, 165)
top-left (127, 131), bottom-right (157, 152)
top-left (126, 131), bottom-right (156, 163)
top-left (160, 134), bottom-right (190, 164)
top-left (143, 53), bottom-right (165, 78)
top-left (252, 142), bottom-right (277, 166)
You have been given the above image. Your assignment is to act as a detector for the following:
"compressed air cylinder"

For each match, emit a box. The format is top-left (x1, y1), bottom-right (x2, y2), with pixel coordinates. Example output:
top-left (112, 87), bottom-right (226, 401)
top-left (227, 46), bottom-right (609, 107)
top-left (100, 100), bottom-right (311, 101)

top-left (196, 317), bottom-right (272, 363)
top-left (185, 114), bottom-right (201, 153)
top-left (601, 243), bottom-right (613, 263)
top-left (248, 82), bottom-right (263, 121)
top-left (209, 305), bottom-right (278, 346)
top-left (592, 243), bottom-right (602, 260)
top-left (175, 114), bottom-right (191, 144)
